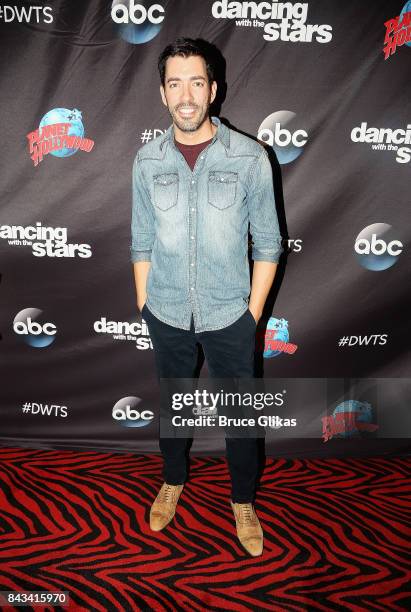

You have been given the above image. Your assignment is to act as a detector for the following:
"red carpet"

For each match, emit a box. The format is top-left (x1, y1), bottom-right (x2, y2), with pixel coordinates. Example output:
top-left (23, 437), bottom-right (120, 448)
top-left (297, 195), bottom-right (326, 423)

top-left (0, 448), bottom-right (409, 611)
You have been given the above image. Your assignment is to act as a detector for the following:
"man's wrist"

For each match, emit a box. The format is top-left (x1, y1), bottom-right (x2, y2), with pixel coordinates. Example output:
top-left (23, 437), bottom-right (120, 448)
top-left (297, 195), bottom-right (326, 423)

top-left (248, 304), bottom-right (263, 323)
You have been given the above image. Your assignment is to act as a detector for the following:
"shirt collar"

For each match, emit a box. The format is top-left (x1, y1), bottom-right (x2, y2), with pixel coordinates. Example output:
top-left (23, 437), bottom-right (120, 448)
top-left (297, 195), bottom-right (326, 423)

top-left (159, 115), bottom-right (230, 152)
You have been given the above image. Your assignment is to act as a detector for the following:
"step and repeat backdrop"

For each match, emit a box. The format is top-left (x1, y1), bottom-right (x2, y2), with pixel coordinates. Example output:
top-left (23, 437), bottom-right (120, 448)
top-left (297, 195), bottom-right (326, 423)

top-left (1, 1), bottom-right (410, 457)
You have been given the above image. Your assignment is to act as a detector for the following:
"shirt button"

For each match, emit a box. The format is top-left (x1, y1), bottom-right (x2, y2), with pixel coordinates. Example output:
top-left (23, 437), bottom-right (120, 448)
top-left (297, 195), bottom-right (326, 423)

top-left (190, 286), bottom-right (194, 290)
top-left (191, 179), bottom-right (195, 184)
top-left (221, 178), bottom-right (225, 181)
top-left (191, 207), bottom-right (195, 211)
top-left (190, 262), bottom-right (194, 266)
top-left (191, 236), bottom-right (195, 239)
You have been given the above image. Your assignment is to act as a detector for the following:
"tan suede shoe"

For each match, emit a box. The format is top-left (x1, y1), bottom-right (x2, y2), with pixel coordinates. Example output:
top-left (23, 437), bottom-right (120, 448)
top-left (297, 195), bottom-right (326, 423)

top-left (231, 501), bottom-right (264, 556)
top-left (149, 482), bottom-right (184, 531)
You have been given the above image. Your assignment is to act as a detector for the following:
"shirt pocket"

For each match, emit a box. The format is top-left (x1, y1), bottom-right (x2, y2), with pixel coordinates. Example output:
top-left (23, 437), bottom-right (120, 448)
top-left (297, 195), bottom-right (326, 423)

top-left (208, 170), bottom-right (238, 210)
top-left (153, 172), bottom-right (179, 211)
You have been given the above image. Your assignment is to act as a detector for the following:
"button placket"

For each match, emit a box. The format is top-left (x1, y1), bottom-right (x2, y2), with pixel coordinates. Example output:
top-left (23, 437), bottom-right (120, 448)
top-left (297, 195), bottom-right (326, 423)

top-left (185, 143), bottom-right (213, 330)
top-left (188, 166), bottom-right (198, 313)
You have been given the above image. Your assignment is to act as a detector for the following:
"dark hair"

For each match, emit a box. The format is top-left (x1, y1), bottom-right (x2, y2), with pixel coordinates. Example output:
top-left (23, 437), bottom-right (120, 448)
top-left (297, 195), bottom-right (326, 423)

top-left (158, 37), bottom-right (216, 87)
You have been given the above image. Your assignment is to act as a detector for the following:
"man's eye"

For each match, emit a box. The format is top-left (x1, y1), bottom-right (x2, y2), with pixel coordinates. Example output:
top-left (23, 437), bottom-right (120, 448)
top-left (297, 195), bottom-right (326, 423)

top-left (194, 82), bottom-right (204, 87)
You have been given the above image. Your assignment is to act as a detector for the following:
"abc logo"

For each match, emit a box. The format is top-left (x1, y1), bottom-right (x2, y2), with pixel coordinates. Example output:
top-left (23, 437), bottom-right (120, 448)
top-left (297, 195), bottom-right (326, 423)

top-left (259, 124), bottom-right (307, 148)
top-left (355, 235), bottom-right (403, 256)
top-left (258, 110), bottom-right (308, 165)
top-left (14, 317), bottom-right (56, 336)
top-left (111, 1), bottom-right (164, 24)
top-left (112, 397), bottom-right (154, 427)
top-left (354, 223), bottom-right (403, 271)
top-left (13, 308), bottom-right (57, 348)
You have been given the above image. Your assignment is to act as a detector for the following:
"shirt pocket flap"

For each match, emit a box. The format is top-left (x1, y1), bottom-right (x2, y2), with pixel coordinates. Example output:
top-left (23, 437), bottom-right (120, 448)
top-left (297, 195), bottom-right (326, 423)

top-left (153, 172), bottom-right (179, 210)
top-left (208, 170), bottom-right (238, 209)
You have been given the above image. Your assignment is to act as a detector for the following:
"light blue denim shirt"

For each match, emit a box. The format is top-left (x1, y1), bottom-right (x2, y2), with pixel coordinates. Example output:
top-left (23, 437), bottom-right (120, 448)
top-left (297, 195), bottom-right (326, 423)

top-left (131, 116), bottom-right (283, 332)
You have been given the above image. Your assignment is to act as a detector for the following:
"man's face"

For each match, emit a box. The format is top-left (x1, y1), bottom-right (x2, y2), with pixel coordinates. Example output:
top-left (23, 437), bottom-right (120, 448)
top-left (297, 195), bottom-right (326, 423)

top-left (160, 54), bottom-right (217, 133)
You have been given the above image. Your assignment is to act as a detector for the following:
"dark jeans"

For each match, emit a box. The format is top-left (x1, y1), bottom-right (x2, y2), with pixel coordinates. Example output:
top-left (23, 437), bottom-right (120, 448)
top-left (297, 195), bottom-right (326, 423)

top-left (142, 303), bottom-right (259, 503)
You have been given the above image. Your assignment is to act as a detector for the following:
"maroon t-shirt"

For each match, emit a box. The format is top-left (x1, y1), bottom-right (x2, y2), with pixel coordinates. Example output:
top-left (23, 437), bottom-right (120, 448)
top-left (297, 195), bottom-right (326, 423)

top-left (174, 136), bottom-right (213, 171)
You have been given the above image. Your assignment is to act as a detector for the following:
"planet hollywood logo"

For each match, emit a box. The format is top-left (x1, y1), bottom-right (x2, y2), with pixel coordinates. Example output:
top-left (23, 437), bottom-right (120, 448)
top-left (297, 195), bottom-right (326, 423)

top-left (258, 111), bottom-right (308, 165)
top-left (94, 316), bottom-right (153, 350)
top-left (322, 400), bottom-right (378, 442)
top-left (354, 224), bottom-right (403, 271)
top-left (112, 396), bottom-right (154, 427)
top-left (111, 0), bottom-right (165, 44)
top-left (211, 1), bottom-right (332, 43)
top-left (13, 308), bottom-right (57, 348)
top-left (259, 317), bottom-right (298, 358)
top-left (383, 2), bottom-right (411, 60)
top-left (0, 222), bottom-right (92, 258)
top-left (27, 108), bottom-right (95, 167)
top-left (351, 122), bottom-right (411, 164)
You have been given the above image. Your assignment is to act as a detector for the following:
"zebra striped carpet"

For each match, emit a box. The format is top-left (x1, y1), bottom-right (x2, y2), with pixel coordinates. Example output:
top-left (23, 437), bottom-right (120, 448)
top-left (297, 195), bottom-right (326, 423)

top-left (0, 447), bottom-right (409, 611)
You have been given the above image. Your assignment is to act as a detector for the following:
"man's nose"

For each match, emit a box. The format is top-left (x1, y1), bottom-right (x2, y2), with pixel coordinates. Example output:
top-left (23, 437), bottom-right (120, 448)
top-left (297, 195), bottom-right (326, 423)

top-left (180, 82), bottom-right (194, 103)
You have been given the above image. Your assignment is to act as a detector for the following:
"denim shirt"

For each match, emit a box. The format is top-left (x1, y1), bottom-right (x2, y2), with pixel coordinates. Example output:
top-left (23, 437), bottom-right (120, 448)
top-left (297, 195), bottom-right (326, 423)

top-left (130, 116), bottom-right (283, 332)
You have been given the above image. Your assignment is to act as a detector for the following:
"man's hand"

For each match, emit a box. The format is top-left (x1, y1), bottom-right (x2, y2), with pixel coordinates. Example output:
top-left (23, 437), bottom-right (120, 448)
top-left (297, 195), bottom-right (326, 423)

top-left (248, 261), bottom-right (278, 324)
top-left (248, 306), bottom-right (262, 325)
top-left (133, 261), bottom-right (151, 314)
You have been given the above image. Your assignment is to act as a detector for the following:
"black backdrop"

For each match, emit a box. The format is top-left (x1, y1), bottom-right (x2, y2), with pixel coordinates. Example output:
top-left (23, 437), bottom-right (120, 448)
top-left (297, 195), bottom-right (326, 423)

top-left (1, 0), bottom-right (410, 456)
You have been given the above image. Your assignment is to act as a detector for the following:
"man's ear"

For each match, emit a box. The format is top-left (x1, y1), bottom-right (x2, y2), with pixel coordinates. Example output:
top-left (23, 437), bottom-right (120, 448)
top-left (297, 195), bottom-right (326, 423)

top-left (160, 85), bottom-right (167, 107)
top-left (210, 80), bottom-right (217, 105)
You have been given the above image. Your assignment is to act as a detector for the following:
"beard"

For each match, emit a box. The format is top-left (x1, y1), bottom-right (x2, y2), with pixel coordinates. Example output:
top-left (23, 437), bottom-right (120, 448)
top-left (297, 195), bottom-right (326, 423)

top-left (169, 101), bottom-right (210, 133)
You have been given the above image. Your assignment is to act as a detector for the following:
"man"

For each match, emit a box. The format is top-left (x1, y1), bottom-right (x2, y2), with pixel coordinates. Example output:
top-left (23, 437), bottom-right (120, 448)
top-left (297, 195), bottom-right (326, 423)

top-left (131, 38), bottom-right (282, 557)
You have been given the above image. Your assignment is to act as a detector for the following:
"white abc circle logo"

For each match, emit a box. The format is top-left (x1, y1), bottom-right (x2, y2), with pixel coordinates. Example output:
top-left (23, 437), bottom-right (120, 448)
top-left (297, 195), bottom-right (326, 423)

top-left (258, 110), bottom-right (308, 164)
top-left (112, 396), bottom-right (154, 427)
top-left (14, 318), bottom-right (56, 335)
top-left (111, 1), bottom-right (164, 24)
top-left (13, 308), bottom-right (57, 347)
top-left (354, 223), bottom-right (403, 271)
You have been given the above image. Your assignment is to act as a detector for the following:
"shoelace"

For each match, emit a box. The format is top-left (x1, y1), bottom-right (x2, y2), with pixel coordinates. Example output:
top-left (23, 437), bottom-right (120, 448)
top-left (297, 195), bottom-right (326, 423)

top-left (238, 503), bottom-right (254, 523)
top-left (158, 484), bottom-right (176, 503)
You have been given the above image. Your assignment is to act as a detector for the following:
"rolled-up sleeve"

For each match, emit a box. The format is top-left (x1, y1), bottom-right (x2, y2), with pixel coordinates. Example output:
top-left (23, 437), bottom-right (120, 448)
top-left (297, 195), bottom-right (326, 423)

top-left (130, 155), bottom-right (155, 263)
top-left (247, 147), bottom-right (283, 263)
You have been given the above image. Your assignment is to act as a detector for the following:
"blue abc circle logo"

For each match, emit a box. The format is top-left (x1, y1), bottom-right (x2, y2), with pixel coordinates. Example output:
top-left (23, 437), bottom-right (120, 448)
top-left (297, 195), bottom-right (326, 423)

top-left (258, 111), bottom-right (308, 164)
top-left (111, 1), bottom-right (164, 44)
top-left (13, 308), bottom-right (57, 348)
top-left (112, 396), bottom-right (154, 427)
top-left (39, 108), bottom-right (84, 158)
top-left (354, 223), bottom-right (403, 271)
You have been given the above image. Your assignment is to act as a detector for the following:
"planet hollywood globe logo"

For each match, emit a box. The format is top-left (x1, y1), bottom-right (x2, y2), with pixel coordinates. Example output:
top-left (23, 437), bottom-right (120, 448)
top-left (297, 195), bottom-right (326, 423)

top-left (13, 308), bottom-right (57, 348)
top-left (322, 400), bottom-right (378, 441)
top-left (27, 108), bottom-right (94, 166)
top-left (263, 317), bottom-right (298, 358)
top-left (354, 223), bottom-right (403, 271)
top-left (111, 0), bottom-right (165, 44)
top-left (383, 1), bottom-right (411, 59)
top-left (400, 1), bottom-right (411, 47)
top-left (258, 111), bottom-right (308, 165)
